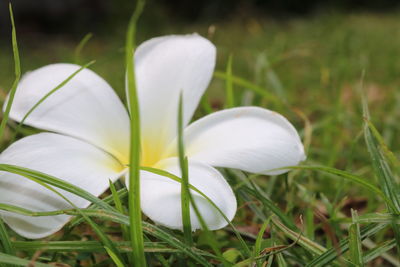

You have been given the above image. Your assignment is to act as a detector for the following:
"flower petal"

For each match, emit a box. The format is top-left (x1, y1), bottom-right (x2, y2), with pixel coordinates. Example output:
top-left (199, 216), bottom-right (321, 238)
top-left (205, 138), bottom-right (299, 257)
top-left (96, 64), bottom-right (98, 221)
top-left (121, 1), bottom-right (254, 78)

top-left (139, 158), bottom-right (236, 230)
top-left (174, 107), bottom-right (306, 175)
top-left (6, 64), bottom-right (130, 163)
top-left (0, 133), bottom-right (124, 239)
top-left (135, 34), bottom-right (216, 165)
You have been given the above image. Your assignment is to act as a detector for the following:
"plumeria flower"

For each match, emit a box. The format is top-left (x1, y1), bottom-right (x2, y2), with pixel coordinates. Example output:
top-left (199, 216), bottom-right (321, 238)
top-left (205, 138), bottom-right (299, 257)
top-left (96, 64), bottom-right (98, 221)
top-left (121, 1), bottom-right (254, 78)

top-left (0, 34), bottom-right (305, 239)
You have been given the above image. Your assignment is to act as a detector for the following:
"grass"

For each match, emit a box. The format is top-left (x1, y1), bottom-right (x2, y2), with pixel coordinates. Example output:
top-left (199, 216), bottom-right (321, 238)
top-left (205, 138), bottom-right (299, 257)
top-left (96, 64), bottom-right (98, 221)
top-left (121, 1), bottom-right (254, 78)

top-left (125, 0), bottom-right (146, 265)
top-left (0, 7), bottom-right (399, 267)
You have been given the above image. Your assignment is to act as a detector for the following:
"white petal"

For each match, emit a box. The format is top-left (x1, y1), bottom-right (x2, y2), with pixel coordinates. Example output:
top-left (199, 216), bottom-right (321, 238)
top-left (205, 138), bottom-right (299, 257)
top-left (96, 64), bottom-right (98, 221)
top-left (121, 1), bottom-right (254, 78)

top-left (172, 107), bottom-right (306, 175)
top-left (0, 133), bottom-right (124, 239)
top-left (135, 34), bottom-right (216, 166)
top-left (7, 64), bottom-right (130, 163)
top-left (139, 158), bottom-right (236, 230)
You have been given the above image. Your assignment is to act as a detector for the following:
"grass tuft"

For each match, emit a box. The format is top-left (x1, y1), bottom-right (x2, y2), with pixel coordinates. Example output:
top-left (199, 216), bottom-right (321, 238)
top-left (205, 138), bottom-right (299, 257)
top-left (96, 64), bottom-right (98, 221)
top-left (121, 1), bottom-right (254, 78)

top-left (0, 3), bottom-right (21, 141)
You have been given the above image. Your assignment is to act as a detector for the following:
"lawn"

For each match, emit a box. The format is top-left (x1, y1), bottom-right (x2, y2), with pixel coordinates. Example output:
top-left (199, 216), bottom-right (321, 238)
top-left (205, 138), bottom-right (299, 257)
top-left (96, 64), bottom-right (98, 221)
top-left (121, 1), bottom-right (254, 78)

top-left (0, 7), bottom-right (399, 266)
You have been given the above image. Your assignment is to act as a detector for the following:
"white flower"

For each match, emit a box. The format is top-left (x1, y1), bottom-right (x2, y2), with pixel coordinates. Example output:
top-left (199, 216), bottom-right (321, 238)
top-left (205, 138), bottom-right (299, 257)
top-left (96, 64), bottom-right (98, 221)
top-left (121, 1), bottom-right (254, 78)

top-left (0, 34), bottom-right (305, 239)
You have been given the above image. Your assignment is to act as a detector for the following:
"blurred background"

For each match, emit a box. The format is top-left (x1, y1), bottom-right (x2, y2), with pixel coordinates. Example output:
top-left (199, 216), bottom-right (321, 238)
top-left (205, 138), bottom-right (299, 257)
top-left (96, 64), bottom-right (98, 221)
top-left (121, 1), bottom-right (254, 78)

top-left (2, 0), bottom-right (400, 93)
top-left (1, 0), bottom-right (400, 177)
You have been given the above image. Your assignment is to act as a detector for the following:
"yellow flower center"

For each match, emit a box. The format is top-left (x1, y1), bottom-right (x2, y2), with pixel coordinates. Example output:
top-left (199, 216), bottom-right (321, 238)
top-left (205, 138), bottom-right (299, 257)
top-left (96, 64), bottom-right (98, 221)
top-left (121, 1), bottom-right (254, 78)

top-left (140, 138), bottom-right (168, 167)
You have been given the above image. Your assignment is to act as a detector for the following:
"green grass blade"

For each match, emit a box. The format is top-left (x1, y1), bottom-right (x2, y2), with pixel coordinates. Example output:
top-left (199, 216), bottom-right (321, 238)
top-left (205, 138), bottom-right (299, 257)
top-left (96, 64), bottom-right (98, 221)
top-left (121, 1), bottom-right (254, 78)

top-left (363, 239), bottom-right (397, 264)
top-left (249, 182), bottom-right (297, 230)
top-left (109, 181), bottom-right (126, 213)
top-left (363, 122), bottom-right (400, 251)
top-left (0, 219), bottom-right (14, 256)
top-left (109, 180), bottom-right (131, 264)
top-left (177, 94), bottom-right (193, 246)
top-left (0, 3), bottom-right (21, 141)
top-left (145, 156), bottom-right (225, 264)
top-left (366, 120), bottom-right (400, 169)
top-left (305, 206), bottom-right (315, 240)
top-left (276, 252), bottom-right (288, 267)
top-left (0, 164), bottom-right (116, 212)
top-left (0, 253), bottom-right (51, 267)
top-left (184, 158), bottom-right (229, 266)
top-left (11, 61), bottom-right (96, 141)
top-left (73, 210), bottom-right (124, 264)
top-left (1, 171), bottom-right (124, 264)
top-left (125, 0), bottom-right (146, 265)
top-left (0, 203), bottom-right (216, 265)
top-left (361, 89), bottom-right (400, 253)
top-left (305, 223), bottom-right (388, 266)
top-left (109, 180), bottom-right (130, 239)
top-left (0, 170), bottom-right (125, 263)
top-left (0, 204), bottom-right (124, 220)
top-left (271, 217), bottom-right (326, 256)
top-left (15, 168), bottom-right (125, 264)
top-left (253, 218), bottom-right (270, 267)
top-left (141, 166), bottom-right (252, 256)
top-left (286, 165), bottom-right (396, 211)
top-left (213, 71), bottom-right (280, 104)
top-left (332, 212), bottom-right (400, 224)
top-left (105, 246), bottom-right (125, 267)
top-left (363, 120), bottom-right (400, 212)
top-left (263, 54), bottom-right (287, 104)
top-left (144, 218), bottom-right (215, 266)
top-left (0, 177), bottom-right (126, 266)
top-left (68, 187), bottom-right (128, 228)
top-left (349, 210), bottom-right (364, 266)
top-left (225, 54), bottom-right (234, 108)
top-left (234, 171), bottom-right (297, 230)
top-left (143, 164), bottom-right (227, 264)
top-left (237, 188), bottom-right (268, 221)
top-left (233, 242), bottom-right (293, 267)
top-left (200, 95), bottom-right (213, 114)
top-left (12, 240), bottom-right (176, 253)
top-left (0, 164), bottom-right (125, 264)
top-left (361, 85), bottom-right (400, 212)
top-left (74, 32), bottom-right (93, 63)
